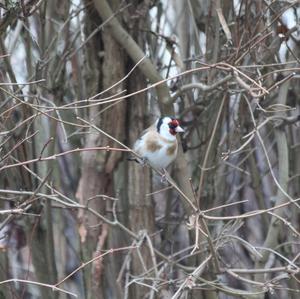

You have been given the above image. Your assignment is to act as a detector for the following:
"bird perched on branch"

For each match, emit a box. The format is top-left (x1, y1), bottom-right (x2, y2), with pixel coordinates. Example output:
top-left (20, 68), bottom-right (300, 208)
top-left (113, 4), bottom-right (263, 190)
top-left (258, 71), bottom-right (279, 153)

top-left (131, 116), bottom-right (184, 171)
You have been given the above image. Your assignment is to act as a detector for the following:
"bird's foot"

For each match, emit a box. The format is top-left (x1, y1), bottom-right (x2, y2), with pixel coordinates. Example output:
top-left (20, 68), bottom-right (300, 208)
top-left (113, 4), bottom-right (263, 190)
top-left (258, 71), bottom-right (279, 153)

top-left (140, 157), bottom-right (148, 167)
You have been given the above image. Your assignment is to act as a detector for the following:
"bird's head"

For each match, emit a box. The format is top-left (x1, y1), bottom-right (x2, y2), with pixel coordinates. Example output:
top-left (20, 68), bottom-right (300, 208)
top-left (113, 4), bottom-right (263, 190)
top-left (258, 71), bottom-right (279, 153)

top-left (156, 116), bottom-right (184, 137)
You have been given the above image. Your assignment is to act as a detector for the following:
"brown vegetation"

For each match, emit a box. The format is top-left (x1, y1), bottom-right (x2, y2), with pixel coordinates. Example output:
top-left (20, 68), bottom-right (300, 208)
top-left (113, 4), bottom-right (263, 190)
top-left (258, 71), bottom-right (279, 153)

top-left (0, 1), bottom-right (300, 298)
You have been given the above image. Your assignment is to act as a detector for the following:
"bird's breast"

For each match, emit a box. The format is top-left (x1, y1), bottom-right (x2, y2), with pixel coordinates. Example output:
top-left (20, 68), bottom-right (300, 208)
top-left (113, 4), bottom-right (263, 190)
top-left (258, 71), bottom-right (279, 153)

top-left (145, 141), bottom-right (177, 169)
top-left (167, 144), bottom-right (177, 156)
top-left (146, 139), bottom-right (163, 152)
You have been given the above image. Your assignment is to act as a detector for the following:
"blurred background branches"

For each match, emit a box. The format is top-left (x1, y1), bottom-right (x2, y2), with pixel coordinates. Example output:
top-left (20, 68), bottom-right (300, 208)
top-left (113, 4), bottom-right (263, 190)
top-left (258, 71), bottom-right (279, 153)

top-left (0, 0), bottom-right (300, 298)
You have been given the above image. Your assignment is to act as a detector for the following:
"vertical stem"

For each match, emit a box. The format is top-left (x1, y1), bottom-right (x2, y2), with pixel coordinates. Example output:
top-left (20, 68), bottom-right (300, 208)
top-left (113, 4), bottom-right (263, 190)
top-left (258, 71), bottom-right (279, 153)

top-left (254, 78), bottom-right (291, 291)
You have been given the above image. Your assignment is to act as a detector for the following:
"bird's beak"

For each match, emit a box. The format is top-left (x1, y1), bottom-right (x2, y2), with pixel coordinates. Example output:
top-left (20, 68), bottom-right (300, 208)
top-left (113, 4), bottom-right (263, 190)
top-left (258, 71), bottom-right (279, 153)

top-left (175, 125), bottom-right (184, 133)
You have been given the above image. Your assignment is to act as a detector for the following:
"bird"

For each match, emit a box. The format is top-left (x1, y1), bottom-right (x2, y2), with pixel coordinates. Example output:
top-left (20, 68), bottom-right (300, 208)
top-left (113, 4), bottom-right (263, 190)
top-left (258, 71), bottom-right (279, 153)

top-left (132, 116), bottom-right (184, 171)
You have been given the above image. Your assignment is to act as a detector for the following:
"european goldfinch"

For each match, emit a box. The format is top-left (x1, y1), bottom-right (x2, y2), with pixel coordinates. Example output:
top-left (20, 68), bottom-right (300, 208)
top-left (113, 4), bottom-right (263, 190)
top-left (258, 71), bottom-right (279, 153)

top-left (132, 116), bottom-right (184, 170)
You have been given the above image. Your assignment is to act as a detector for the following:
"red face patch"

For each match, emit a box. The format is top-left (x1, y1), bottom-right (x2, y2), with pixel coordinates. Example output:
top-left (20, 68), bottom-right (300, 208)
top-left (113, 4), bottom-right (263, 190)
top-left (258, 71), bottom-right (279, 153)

top-left (168, 119), bottom-right (180, 135)
top-left (169, 119), bottom-right (179, 127)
